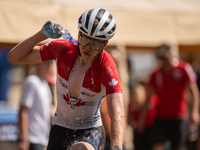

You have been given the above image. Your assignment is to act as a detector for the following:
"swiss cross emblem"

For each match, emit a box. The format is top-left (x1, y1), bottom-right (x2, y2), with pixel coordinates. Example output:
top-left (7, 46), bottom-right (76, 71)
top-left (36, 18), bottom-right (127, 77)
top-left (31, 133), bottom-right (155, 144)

top-left (109, 78), bottom-right (118, 88)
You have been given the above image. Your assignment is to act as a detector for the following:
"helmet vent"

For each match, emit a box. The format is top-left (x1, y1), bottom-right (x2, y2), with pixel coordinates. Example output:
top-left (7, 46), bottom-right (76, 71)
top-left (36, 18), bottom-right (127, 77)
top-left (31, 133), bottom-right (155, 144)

top-left (85, 9), bottom-right (93, 30)
top-left (96, 9), bottom-right (106, 21)
top-left (90, 9), bottom-right (106, 36)
top-left (80, 27), bottom-right (87, 34)
top-left (108, 24), bottom-right (116, 34)
top-left (100, 14), bottom-right (112, 32)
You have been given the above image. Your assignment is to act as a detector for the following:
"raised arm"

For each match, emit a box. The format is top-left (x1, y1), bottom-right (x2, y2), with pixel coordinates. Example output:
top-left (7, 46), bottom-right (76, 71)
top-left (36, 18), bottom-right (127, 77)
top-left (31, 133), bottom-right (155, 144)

top-left (8, 31), bottom-right (47, 64)
top-left (8, 20), bottom-right (63, 64)
top-left (106, 93), bottom-right (125, 150)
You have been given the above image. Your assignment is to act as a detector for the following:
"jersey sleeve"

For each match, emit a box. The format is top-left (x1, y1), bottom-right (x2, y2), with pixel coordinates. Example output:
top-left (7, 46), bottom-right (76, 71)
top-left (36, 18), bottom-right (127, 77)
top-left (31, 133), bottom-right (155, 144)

top-left (39, 39), bottom-right (70, 62)
top-left (101, 53), bottom-right (123, 95)
top-left (20, 79), bottom-right (36, 108)
top-left (184, 63), bottom-right (197, 82)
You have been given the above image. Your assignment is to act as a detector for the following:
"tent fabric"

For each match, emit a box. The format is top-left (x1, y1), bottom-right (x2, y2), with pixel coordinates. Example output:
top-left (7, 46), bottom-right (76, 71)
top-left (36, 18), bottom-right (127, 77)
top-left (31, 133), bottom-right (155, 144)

top-left (1, 0), bottom-right (200, 46)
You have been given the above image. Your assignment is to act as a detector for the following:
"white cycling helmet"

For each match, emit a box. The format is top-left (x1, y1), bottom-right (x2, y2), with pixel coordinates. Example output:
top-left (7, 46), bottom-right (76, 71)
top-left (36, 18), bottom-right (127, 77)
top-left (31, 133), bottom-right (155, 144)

top-left (78, 8), bottom-right (116, 41)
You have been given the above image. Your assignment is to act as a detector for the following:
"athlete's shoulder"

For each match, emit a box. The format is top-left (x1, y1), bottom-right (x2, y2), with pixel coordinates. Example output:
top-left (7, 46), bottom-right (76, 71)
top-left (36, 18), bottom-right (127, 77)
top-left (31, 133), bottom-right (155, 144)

top-left (177, 59), bottom-right (187, 66)
top-left (175, 59), bottom-right (196, 80)
top-left (40, 39), bottom-right (78, 60)
top-left (98, 50), bottom-right (115, 65)
top-left (176, 59), bottom-right (191, 70)
top-left (45, 39), bottom-right (75, 49)
top-left (101, 50), bottom-right (113, 58)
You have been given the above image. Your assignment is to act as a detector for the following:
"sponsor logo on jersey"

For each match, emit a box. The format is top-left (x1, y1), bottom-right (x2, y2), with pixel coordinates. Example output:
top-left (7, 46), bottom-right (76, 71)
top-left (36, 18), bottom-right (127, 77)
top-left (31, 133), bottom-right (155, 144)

top-left (63, 94), bottom-right (86, 109)
top-left (107, 66), bottom-right (114, 76)
top-left (61, 82), bottom-right (68, 89)
top-left (81, 91), bottom-right (95, 97)
top-left (60, 63), bottom-right (71, 76)
top-left (173, 69), bottom-right (183, 81)
top-left (59, 77), bottom-right (68, 89)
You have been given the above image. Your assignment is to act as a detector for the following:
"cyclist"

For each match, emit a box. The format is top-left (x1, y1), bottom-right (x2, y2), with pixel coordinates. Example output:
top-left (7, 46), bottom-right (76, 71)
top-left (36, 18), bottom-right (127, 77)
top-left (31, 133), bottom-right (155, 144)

top-left (8, 8), bottom-right (125, 150)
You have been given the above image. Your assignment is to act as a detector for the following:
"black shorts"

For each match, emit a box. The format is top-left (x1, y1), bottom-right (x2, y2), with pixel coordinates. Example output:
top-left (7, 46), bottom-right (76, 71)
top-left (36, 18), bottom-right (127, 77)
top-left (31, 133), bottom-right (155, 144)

top-left (134, 127), bottom-right (154, 150)
top-left (47, 125), bottom-right (105, 150)
top-left (153, 118), bottom-right (188, 150)
top-left (30, 143), bottom-right (45, 150)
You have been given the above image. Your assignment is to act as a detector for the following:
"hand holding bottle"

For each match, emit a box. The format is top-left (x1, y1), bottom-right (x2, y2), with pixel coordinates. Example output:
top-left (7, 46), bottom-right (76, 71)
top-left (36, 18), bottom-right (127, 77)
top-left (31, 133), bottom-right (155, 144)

top-left (40, 20), bottom-right (77, 44)
top-left (40, 20), bottom-right (63, 39)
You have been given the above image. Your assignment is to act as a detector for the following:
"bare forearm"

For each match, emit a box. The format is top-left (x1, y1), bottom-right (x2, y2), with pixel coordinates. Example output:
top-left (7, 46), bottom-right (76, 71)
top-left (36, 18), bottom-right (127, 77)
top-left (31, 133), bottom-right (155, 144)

top-left (8, 31), bottom-right (47, 64)
top-left (18, 108), bottom-right (29, 141)
top-left (110, 112), bottom-right (125, 148)
top-left (187, 82), bottom-right (200, 124)
top-left (189, 83), bottom-right (199, 113)
top-left (192, 91), bottom-right (199, 113)
top-left (107, 93), bottom-right (125, 149)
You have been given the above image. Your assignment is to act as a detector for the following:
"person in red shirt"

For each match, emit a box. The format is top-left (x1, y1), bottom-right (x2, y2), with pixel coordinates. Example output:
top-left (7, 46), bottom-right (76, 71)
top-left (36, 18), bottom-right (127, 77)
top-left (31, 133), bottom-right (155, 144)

top-left (138, 44), bottom-right (199, 150)
top-left (128, 81), bottom-right (158, 150)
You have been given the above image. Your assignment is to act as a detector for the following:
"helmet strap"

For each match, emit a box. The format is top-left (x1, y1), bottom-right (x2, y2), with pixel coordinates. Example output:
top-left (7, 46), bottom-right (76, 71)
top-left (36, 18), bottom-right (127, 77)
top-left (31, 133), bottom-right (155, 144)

top-left (78, 43), bottom-right (81, 56)
top-left (92, 48), bottom-right (104, 59)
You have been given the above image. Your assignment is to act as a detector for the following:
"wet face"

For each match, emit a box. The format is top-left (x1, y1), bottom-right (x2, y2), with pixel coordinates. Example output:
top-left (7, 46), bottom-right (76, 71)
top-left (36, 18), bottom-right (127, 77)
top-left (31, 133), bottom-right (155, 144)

top-left (78, 32), bottom-right (108, 61)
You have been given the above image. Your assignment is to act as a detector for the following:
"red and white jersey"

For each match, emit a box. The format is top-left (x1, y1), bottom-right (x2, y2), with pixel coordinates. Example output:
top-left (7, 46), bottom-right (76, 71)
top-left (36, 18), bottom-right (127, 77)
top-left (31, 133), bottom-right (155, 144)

top-left (39, 39), bottom-right (122, 129)
top-left (149, 59), bottom-right (196, 119)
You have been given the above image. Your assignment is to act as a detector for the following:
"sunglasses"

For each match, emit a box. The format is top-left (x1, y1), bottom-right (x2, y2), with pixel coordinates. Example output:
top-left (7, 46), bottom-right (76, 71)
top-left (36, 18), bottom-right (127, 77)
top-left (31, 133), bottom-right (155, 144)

top-left (78, 32), bottom-right (106, 51)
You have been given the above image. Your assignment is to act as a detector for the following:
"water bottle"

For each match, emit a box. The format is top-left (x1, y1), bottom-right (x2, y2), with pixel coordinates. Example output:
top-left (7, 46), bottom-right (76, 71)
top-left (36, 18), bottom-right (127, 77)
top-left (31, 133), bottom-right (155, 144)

top-left (43, 23), bottom-right (77, 44)
top-left (61, 30), bottom-right (78, 45)
top-left (61, 30), bottom-right (72, 40)
top-left (44, 24), bottom-right (58, 39)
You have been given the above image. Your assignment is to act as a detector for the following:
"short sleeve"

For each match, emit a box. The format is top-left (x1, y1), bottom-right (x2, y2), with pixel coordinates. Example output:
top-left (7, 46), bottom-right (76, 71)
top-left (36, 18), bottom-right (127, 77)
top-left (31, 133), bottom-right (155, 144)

top-left (39, 39), bottom-right (71, 62)
top-left (20, 79), bottom-right (36, 108)
top-left (101, 53), bottom-right (122, 95)
top-left (184, 63), bottom-right (196, 82)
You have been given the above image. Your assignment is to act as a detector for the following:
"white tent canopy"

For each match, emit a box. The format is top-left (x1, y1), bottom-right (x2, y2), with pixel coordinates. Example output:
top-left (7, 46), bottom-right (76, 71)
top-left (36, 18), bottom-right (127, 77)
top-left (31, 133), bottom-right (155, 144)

top-left (1, 0), bottom-right (200, 46)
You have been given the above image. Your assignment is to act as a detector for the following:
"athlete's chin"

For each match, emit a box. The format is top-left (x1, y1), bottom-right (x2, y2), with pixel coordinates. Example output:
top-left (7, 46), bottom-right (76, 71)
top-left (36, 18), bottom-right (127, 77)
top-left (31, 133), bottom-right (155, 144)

top-left (81, 52), bottom-right (93, 59)
top-left (83, 52), bottom-right (91, 57)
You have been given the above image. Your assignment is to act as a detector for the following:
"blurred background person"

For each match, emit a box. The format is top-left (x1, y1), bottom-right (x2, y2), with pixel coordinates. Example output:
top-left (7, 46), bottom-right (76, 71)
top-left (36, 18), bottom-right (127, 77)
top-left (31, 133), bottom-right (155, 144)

top-left (186, 59), bottom-right (200, 150)
top-left (128, 80), bottom-right (157, 150)
top-left (18, 61), bottom-right (54, 150)
top-left (138, 44), bottom-right (199, 150)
